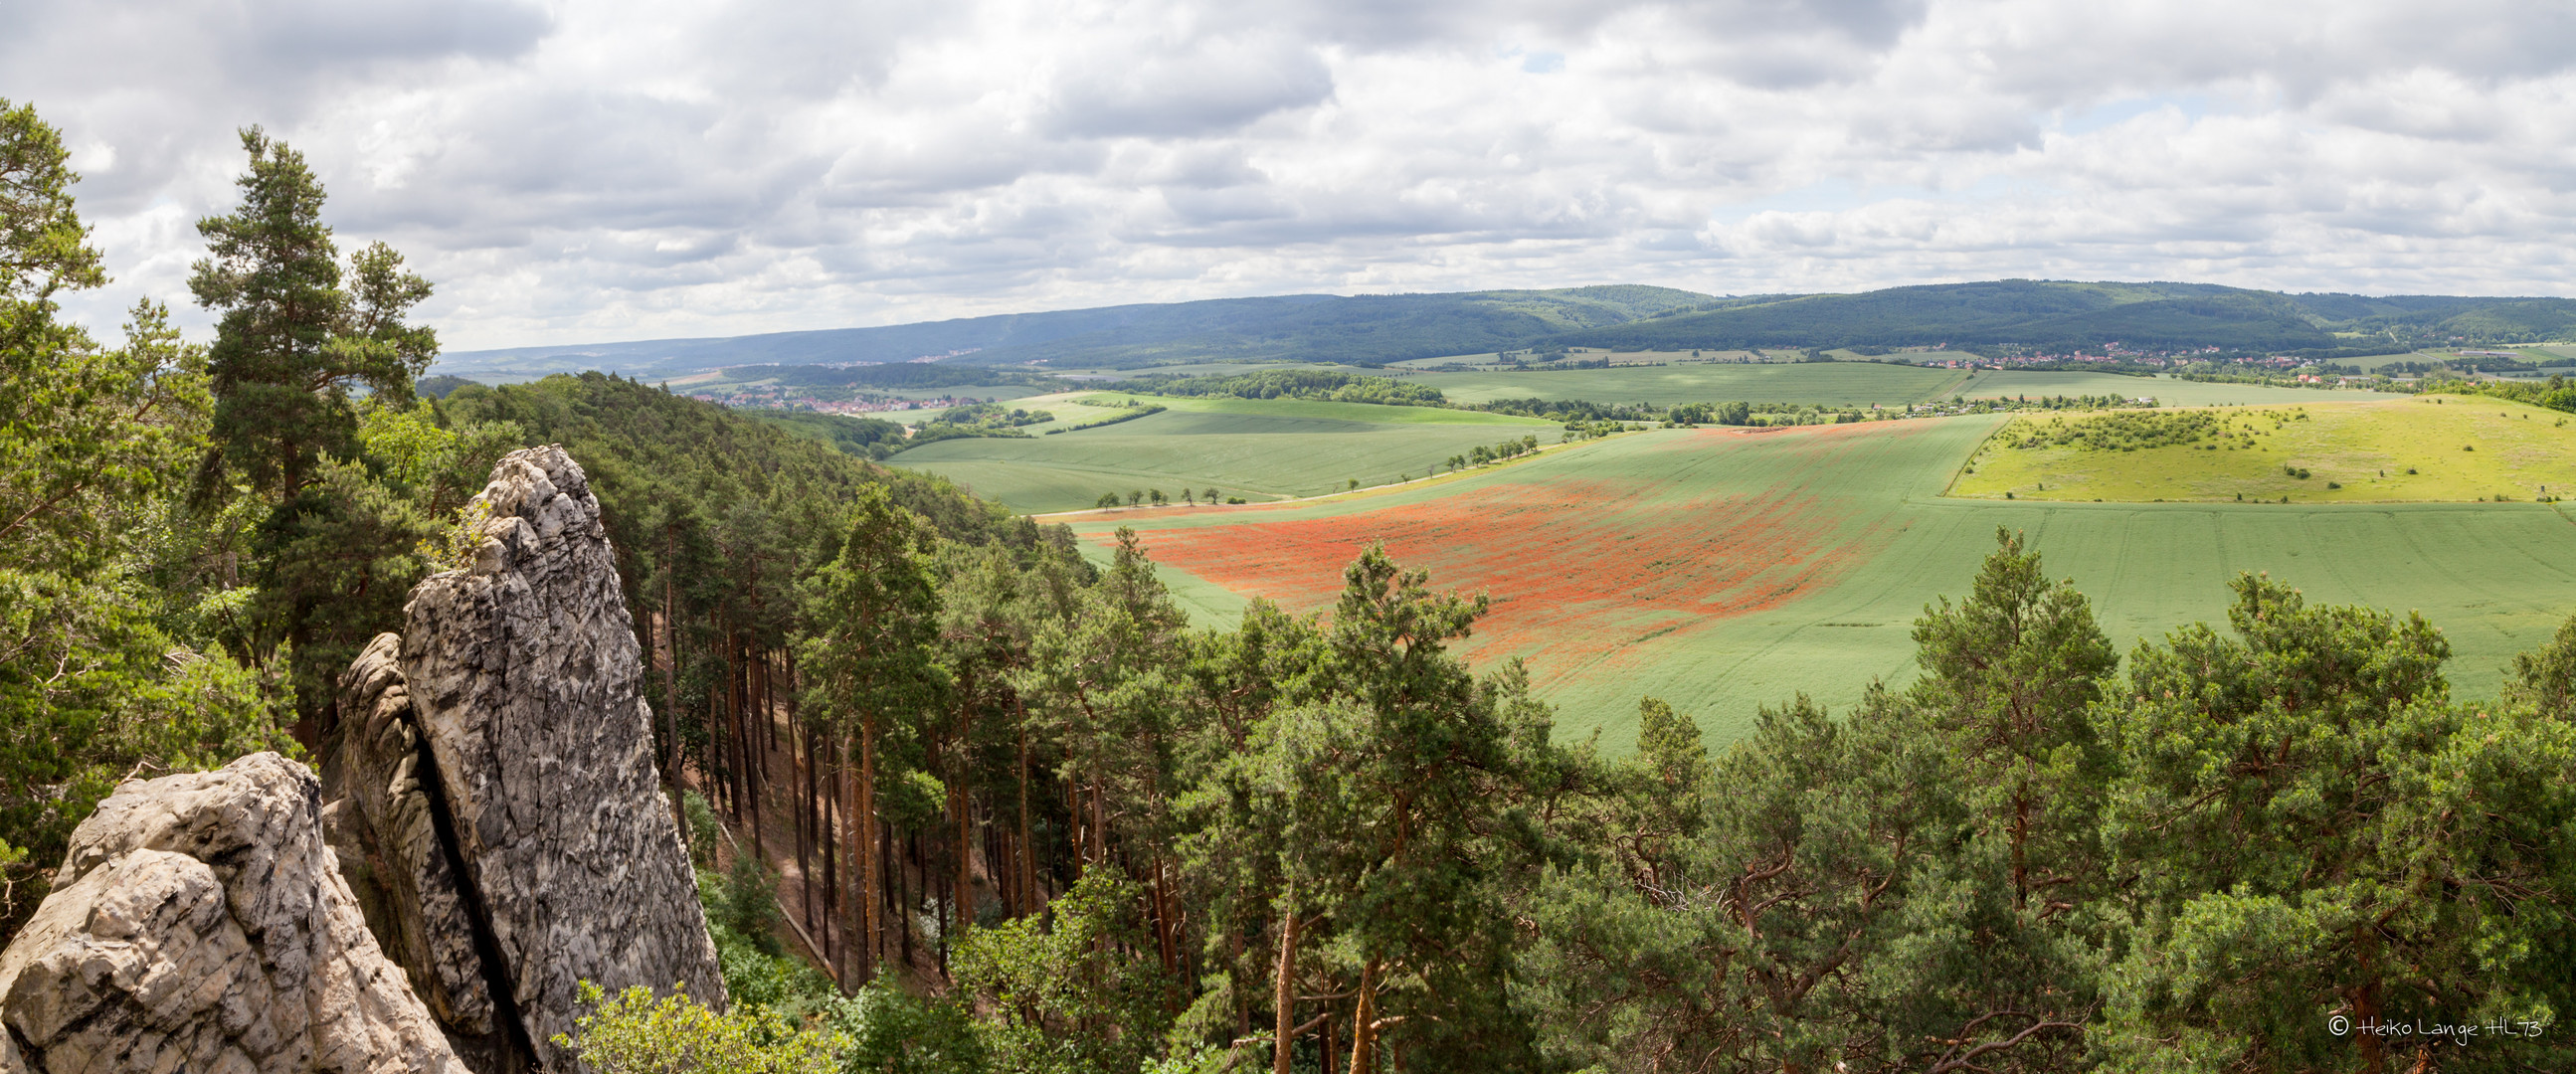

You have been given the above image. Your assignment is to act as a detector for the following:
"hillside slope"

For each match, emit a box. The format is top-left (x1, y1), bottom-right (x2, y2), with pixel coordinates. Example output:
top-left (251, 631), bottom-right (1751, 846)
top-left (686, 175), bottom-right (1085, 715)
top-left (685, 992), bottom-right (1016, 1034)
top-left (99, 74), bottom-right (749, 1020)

top-left (1559, 279), bottom-right (2576, 353)
top-left (436, 285), bottom-right (1719, 379)
top-left (435, 280), bottom-right (2576, 383)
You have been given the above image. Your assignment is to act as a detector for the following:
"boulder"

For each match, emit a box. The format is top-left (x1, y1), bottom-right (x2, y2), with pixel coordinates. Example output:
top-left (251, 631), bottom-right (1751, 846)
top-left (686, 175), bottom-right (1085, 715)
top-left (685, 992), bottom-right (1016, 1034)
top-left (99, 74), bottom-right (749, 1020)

top-left (0, 753), bottom-right (463, 1074)
top-left (322, 446), bottom-right (721, 1073)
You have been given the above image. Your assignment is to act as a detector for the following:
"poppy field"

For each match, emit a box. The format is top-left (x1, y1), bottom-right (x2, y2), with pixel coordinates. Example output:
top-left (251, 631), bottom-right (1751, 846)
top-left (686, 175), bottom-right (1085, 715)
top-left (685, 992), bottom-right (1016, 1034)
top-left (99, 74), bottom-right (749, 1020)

top-left (1064, 415), bottom-right (2576, 750)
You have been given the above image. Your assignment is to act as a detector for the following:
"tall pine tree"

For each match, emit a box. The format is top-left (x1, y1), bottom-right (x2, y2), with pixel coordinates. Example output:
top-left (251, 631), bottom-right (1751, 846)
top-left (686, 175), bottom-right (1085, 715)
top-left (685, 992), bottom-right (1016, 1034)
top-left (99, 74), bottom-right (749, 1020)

top-left (191, 127), bottom-right (443, 733)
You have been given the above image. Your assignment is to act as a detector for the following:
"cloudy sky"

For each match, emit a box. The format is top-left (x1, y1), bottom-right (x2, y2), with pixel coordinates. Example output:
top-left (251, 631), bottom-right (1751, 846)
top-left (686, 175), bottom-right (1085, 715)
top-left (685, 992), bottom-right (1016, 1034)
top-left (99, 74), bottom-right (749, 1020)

top-left (7, 0), bottom-right (2574, 350)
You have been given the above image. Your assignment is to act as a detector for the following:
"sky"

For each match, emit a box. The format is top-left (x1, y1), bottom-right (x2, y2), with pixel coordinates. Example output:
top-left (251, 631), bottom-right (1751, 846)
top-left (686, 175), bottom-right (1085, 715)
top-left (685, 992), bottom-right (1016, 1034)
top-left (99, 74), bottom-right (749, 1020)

top-left (7, 0), bottom-right (2575, 351)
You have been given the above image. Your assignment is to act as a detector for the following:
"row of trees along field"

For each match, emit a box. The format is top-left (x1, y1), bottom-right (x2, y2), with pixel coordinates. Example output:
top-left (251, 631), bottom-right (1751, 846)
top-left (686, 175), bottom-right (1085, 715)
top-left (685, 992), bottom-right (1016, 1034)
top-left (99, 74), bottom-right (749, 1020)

top-left (11, 100), bottom-right (2576, 1073)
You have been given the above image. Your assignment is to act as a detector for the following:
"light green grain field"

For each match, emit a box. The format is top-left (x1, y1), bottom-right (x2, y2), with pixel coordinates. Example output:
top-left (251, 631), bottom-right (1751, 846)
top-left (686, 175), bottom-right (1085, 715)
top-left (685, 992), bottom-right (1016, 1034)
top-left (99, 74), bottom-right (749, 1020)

top-left (1404, 362), bottom-right (1972, 406)
top-left (892, 392), bottom-right (1556, 513)
top-left (1948, 370), bottom-right (2388, 407)
top-left (899, 366), bottom-right (2406, 515)
top-left (1046, 409), bottom-right (2576, 756)
top-left (1399, 361), bottom-right (2387, 409)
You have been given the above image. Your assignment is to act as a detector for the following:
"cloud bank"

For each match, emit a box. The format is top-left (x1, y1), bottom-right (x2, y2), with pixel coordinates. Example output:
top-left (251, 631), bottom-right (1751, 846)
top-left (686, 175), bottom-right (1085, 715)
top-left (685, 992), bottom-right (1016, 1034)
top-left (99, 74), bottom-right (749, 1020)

top-left (6, 0), bottom-right (2572, 349)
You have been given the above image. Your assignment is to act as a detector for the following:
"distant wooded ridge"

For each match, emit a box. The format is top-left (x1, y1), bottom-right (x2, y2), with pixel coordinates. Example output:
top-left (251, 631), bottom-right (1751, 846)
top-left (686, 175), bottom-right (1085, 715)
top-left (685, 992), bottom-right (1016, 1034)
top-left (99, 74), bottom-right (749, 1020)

top-left (434, 279), bottom-right (2576, 380)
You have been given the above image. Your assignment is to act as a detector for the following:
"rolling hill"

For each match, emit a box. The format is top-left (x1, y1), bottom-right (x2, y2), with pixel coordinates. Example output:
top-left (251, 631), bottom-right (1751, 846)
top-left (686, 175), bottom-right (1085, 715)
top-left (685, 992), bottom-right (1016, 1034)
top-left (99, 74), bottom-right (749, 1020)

top-left (432, 285), bottom-right (1723, 380)
top-left (432, 280), bottom-right (2576, 384)
top-left (1557, 281), bottom-right (2576, 354)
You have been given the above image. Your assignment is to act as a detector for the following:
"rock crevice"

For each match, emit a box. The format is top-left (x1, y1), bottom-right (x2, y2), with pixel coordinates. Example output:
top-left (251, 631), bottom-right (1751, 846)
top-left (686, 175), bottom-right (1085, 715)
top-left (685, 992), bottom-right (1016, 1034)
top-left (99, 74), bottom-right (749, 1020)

top-left (323, 446), bottom-right (722, 1072)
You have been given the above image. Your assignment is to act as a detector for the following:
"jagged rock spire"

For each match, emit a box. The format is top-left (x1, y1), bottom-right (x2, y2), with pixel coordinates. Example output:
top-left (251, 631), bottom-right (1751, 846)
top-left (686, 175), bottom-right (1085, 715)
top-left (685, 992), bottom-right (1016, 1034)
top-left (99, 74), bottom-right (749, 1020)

top-left (328, 445), bottom-right (723, 1072)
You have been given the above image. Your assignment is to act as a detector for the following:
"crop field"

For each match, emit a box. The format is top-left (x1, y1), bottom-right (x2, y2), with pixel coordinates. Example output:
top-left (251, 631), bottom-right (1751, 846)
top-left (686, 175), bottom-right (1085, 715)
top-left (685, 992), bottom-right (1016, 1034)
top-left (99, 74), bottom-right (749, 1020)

top-left (1952, 397), bottom-right (2576, 503)
top-left (663, 368), bottom-right (1055, 403)
top-left (1385, 349), bottom-right (1777, 368)
top-left (1059, 416), bottom-right (2576, 754)
top-left (1005, 391), bottom-right (1143, 429)
top-left (1393, 361), bottom-right (2384, 409)
top-left (1052, 361), bottom-right (1377, 379)
top-left (1404, 361), bottom-right (1971, 406)
top-left (1947, 369), bottom-right (2386, 406)
top-left (890, 394), bottom-right (1555, 513)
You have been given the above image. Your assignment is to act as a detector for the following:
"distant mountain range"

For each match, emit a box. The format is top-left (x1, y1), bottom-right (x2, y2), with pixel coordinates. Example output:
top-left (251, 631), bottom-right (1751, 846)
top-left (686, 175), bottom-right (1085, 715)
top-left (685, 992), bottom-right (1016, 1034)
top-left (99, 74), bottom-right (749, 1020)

top-left (432, 280), bottom-right (2576, 382)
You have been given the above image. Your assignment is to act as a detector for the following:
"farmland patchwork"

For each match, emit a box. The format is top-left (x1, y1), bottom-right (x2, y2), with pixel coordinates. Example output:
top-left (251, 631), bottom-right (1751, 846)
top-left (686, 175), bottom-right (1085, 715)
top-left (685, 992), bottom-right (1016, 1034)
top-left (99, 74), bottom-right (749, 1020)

top-left (1067, 415), bottom-right (2576, 752)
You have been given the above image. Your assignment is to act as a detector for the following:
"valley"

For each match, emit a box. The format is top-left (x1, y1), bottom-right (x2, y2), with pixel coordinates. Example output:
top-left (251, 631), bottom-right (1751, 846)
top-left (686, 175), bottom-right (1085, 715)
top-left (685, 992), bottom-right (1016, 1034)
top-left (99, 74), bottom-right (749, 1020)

top-left (1026, 394), bottom-right (2576, 750)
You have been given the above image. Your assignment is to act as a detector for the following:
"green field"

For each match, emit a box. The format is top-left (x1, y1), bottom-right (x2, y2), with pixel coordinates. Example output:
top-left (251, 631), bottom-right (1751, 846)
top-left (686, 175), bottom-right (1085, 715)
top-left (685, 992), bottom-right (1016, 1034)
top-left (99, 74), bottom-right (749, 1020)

top-left (1393, 360), bottom-right (2387, 409)
top-left (1059, 416), bottom-right (2576, 754)
top-left (1052, 361), bottom-right (1372, 379)
top-left (1006, 392), bottom-right (1145, 429)
top-left (1385, 349), bottom-right (1777, 368)
top-left (890, 394), bottom-right (1555, 512)
top-left (1404, 361), bottom-right (1971, 406)
top-left (1954, 397), bottom-right (2576, 503)
top-left (1948, 369), bottom-right (2387, 406)
top-left (891, 361), bottom-right (2451, 521)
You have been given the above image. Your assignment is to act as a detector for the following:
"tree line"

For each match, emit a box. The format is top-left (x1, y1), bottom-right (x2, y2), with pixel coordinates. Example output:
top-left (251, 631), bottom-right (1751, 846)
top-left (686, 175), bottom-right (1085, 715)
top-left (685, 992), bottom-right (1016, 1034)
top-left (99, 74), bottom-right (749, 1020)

top-left (573, 514), bottom-right (2576, 1074)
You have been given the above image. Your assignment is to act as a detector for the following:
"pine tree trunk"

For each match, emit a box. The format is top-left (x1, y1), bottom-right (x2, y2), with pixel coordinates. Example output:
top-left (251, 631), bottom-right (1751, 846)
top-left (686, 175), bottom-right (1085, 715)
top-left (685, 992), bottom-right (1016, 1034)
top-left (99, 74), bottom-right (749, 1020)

top-left (1349, 958), bottom-right (1380, 1074)
top-left (747, 639), bottom-right (766, 864)
top-left (824, 754), bottom-right (841, 982)
top-left (896, 826), bottom-right (912, 969)
top-left (801, 720), bottom-right (817, 936)
top-left (1066, 775), bottom-right (1083, 880)
top-left (1089, 781), bottom-right (1108, 864)
top-left (1152, 858), bottom-right (1178, 978)
top-left (954, 706), bottom-right (974, 943)
top-left (1273, 891), bottom-right (1299, 1074)
top-left (709, 678), bottom-right (727, 814)
top-left (1015, 706), bottom-right (1034, 917)
top-left (857, 716), bottom-right (878, 981)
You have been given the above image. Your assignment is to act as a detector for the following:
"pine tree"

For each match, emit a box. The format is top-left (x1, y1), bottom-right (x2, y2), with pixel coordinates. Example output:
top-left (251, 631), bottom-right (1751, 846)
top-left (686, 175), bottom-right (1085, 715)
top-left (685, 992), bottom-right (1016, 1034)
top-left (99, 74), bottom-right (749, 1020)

top-left (189, 128), bottom-right (443, 731)
top-left (797, 484), bottom-right (943, 984)
top-left (191, 127), bottom-right (434, 501)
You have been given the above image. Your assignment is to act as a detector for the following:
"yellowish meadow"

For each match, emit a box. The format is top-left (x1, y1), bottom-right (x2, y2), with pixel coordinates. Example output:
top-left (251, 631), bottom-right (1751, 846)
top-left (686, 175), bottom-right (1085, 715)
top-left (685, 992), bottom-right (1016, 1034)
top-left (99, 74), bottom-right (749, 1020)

top-left (1949, 396), bottom-right (2576, 503)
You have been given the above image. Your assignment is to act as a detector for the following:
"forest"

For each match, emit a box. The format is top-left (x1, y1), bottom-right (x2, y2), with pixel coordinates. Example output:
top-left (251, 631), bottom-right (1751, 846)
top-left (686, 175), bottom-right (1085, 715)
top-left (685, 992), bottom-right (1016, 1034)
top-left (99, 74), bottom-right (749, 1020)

top-left (7, 101), bottom-right (2576, 1074)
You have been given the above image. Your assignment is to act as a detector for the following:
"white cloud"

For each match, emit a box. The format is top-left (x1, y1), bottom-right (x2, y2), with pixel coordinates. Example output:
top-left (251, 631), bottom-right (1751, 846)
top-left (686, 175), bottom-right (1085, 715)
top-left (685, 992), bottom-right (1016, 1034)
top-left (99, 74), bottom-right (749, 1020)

top-left (4, 0), bottom-right (2572, 349)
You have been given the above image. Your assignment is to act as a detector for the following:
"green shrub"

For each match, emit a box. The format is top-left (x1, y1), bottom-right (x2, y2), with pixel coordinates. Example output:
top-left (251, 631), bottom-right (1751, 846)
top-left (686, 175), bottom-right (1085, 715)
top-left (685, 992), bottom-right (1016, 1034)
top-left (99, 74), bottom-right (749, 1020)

top-left (555, 981), bottom-right (842, 1074)
top-left (826, 984), bottom-right (987, 1074)
top-left (683, 792), bottom-right (720, 869)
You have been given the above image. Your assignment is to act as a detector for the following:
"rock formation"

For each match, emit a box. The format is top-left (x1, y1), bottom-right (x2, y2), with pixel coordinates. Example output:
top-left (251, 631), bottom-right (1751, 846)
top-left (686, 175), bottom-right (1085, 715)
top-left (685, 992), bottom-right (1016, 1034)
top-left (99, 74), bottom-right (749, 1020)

top-left (322, 635), bottom-right (510, 1070)
top-left (0, 753), bottom-right (464, 1074)
top-left (321, 446), bottom-right (722, 1072)
top-left (0, 446), bottom-right (716, 1074)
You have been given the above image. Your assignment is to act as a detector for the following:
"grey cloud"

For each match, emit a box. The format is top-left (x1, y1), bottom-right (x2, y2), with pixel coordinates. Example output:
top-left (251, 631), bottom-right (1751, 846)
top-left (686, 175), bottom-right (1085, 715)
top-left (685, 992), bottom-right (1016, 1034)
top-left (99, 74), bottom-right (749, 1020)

top-left (1040, 35), bottom-right (1334, 138)
top-left (243, 0), bottom-right (553, 67)
top-left (1249, 0), bottom-right (1923, 54)
top-left (1664, 0), bottom-right (1928, 49)
top-left (12, 0), bottom-right (2576, 351)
